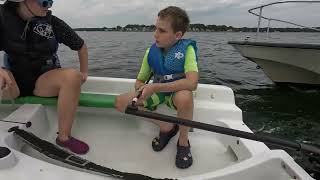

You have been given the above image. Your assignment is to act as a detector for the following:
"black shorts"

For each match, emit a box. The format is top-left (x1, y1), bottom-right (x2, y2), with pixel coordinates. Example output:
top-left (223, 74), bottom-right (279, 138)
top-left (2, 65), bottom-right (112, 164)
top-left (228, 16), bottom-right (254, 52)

top-left (11, 64), bottom-right (61, 97)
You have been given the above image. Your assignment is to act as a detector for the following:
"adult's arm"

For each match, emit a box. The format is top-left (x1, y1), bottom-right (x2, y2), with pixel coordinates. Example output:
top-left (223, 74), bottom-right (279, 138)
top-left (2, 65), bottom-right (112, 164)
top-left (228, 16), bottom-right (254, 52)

top-left (51, 15), bottom-right (88, 82)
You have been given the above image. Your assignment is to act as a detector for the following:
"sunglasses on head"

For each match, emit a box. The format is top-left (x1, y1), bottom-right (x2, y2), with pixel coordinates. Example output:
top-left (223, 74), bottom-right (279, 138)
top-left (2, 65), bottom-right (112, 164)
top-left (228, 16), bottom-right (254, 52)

top-left (37, 0), bottom-right (54, 8)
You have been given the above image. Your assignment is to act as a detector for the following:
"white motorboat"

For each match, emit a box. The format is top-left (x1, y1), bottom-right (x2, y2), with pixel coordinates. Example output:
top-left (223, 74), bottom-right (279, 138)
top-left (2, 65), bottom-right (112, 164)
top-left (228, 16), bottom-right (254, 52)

top-left (0, 77), bottom-right (315, 179)
top-left (228, 1), bottom-right (320, 85)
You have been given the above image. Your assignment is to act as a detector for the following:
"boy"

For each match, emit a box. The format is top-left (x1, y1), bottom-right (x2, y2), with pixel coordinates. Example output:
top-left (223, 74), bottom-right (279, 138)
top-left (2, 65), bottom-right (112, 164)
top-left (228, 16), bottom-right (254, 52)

top-left (115, 6), bottom-right (198, 169)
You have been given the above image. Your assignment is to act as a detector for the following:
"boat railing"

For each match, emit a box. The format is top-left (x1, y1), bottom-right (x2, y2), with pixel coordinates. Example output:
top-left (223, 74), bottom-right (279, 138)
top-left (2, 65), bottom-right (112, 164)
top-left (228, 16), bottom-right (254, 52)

top-left (248, 1), bottom-right (320, 40)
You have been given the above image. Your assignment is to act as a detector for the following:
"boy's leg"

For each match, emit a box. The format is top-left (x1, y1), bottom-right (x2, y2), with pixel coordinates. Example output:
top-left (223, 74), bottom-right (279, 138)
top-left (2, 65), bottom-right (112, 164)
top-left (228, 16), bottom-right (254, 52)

top-left (148, 93), bottom-right (179, 151)
top-left (153, 118), bottom-right (175, 132)
top-left (172, 90), bottom-right (194, 146)
top-left (33, 68), bottom-right (88, 154)
top-left (142, 93), bottom-right (174, 132)
top-left (116, 91), bottom-right (173, 131)
top-left (115, 91), bottom-right (138, 113)
top-left (172, 90), bottom-right (194, 168)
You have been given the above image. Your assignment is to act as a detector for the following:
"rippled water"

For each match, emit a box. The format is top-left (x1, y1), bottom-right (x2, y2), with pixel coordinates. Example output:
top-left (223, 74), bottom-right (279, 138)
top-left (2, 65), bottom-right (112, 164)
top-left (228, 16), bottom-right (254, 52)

top-left (2, 31), bottom-right (320, 176)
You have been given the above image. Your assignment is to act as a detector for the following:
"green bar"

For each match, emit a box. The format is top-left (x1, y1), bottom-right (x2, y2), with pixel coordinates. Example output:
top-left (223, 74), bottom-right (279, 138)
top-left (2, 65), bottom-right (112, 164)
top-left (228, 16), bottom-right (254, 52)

top-left (1, 93), bottom-right (116, 108)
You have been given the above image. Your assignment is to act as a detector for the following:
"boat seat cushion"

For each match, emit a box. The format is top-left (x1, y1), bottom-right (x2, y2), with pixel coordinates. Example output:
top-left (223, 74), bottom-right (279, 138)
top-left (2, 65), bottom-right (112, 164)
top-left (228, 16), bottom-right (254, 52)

top-left (0, 93), bottom-right (116, 108)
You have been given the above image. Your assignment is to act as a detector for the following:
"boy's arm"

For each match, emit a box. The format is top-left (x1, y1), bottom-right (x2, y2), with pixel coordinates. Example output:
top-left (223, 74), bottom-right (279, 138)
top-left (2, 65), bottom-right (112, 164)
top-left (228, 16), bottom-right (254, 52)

top-left (135, 79), bottom-right (146, 91)
top-left (135, 49), bottom-right (152, 90)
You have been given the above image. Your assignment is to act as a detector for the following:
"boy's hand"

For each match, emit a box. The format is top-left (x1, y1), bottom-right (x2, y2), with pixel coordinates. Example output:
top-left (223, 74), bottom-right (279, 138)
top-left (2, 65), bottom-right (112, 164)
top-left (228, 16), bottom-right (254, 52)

top-left (138, 84), bottom-right (156, 100)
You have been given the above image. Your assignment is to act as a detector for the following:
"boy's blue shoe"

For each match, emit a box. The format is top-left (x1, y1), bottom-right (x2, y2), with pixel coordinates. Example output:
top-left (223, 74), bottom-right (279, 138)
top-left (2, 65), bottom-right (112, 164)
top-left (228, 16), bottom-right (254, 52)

top-left (176, 140), bottom-right (193, 169)
top-left (152, 124), bottom-right (179, 152)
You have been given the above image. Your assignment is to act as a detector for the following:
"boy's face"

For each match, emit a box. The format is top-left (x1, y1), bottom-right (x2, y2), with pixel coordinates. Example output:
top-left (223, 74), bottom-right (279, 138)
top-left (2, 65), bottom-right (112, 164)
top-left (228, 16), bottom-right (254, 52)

top-left (154, 17), bottom-right (182, 49)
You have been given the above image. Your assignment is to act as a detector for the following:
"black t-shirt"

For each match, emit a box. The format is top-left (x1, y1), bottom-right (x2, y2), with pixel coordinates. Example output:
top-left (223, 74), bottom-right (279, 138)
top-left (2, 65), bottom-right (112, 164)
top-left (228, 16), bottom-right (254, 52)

top-left (0, 4), bottom-right (84, 52)
top-left (0, 5), bottom-right (4, 51)
top-left (51, 15), bottom-right (84, 51)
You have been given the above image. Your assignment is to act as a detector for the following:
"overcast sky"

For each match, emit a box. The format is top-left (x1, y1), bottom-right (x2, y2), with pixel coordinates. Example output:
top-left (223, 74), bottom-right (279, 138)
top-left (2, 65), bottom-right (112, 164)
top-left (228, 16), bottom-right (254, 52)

top-left (49, 0), bottom-right (319, 28)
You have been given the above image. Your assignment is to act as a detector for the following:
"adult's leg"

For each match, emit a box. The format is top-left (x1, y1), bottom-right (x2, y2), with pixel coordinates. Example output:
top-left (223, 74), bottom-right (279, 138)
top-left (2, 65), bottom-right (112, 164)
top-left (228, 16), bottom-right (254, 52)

top-left (33, 68), bottom-right (82, 141)
top-left (0, 70), bottom-right (20, 99)
top-left (173, 90), bottom-right (194, 147)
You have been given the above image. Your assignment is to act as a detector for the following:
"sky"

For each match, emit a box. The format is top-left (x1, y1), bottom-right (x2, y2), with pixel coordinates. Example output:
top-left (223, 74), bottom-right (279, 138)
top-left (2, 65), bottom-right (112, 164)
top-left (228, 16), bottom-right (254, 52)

top-left (25, 0), bottom-right (320, 28)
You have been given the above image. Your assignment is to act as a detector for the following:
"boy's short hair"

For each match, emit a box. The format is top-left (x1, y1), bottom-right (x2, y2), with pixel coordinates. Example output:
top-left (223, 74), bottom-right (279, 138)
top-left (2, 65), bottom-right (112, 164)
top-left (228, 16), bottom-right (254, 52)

top-left (158, 6), bottom-right (190, 35)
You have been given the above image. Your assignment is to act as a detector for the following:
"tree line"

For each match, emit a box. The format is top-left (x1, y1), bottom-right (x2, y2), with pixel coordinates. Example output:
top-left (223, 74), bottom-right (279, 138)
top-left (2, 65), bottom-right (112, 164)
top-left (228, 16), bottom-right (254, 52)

top-left (74, 24), bottom-right (320, 32)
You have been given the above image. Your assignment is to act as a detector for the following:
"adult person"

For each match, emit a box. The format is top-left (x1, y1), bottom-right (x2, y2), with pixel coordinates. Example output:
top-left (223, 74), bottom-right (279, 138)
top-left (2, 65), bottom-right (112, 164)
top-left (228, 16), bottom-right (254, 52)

top-left (0, 0), bottom-right (89, 154)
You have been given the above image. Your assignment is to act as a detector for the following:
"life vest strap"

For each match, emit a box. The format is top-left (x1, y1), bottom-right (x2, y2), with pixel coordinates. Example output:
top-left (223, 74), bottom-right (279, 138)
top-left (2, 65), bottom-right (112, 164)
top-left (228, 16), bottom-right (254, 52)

top-left (153, 73), bottom-right (185, 83)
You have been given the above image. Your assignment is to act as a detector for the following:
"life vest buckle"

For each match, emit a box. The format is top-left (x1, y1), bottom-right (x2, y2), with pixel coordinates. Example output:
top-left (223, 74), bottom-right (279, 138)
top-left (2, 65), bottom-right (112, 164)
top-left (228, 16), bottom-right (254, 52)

top-left (163, 74), bottom-right (174, 81)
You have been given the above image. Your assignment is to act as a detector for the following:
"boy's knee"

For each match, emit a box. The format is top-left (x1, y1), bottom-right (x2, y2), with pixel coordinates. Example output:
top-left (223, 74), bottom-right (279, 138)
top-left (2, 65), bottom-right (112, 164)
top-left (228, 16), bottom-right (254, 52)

top-left (114, 96), bottom-right (123, 112)
top-left (174, 91), bottom-right (193, 110)
top-left (115, 94), bottom-right (131, 113)
top-left (115, 92), bottom-right (141, 112)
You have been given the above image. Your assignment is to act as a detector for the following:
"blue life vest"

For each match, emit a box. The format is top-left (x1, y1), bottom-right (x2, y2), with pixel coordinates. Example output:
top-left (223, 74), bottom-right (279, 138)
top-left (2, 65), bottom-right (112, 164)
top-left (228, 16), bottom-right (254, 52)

top-left (147, 39), bottom-right (198, 83)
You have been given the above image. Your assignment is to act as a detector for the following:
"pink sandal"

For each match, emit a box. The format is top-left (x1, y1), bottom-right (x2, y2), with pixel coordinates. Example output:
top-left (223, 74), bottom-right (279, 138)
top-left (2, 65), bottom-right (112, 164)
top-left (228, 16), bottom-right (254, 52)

top-left (56, 136), bottom-right (89, 155)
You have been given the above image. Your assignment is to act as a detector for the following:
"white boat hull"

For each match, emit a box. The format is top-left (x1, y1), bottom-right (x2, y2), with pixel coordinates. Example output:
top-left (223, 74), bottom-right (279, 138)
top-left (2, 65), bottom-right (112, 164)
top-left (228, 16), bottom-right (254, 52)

top-left (0, 77), bottom-right (314, 179)
top-left (229, 41), bottom-right (320, 85)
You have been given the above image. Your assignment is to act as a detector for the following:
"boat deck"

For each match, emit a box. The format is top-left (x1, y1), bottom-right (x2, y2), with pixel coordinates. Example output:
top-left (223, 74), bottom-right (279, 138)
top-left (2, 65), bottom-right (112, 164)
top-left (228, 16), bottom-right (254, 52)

top-left (0, 105), bottom-right (18, 120)
top-left (1, 78), bottom-right (311, 179)
top-left (19, 107), bottom-right (238, 178)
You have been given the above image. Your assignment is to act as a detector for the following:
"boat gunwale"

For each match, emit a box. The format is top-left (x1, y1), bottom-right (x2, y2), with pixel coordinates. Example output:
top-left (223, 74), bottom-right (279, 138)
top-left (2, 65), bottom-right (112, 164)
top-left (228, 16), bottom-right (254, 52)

top-left (228, 41), bottom-right (320, 50)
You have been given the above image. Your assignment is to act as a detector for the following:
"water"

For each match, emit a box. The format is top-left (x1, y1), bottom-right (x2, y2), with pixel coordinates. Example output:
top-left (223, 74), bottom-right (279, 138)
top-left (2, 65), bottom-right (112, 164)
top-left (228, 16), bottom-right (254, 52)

top-left (2, 32), bottom-right (320, 175)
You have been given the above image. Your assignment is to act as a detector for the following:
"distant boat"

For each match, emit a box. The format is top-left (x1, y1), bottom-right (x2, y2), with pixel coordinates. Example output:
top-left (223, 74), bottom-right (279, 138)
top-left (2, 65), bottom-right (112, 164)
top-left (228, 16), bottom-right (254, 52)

top-left (229, 1), bottom-right (320, 85)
